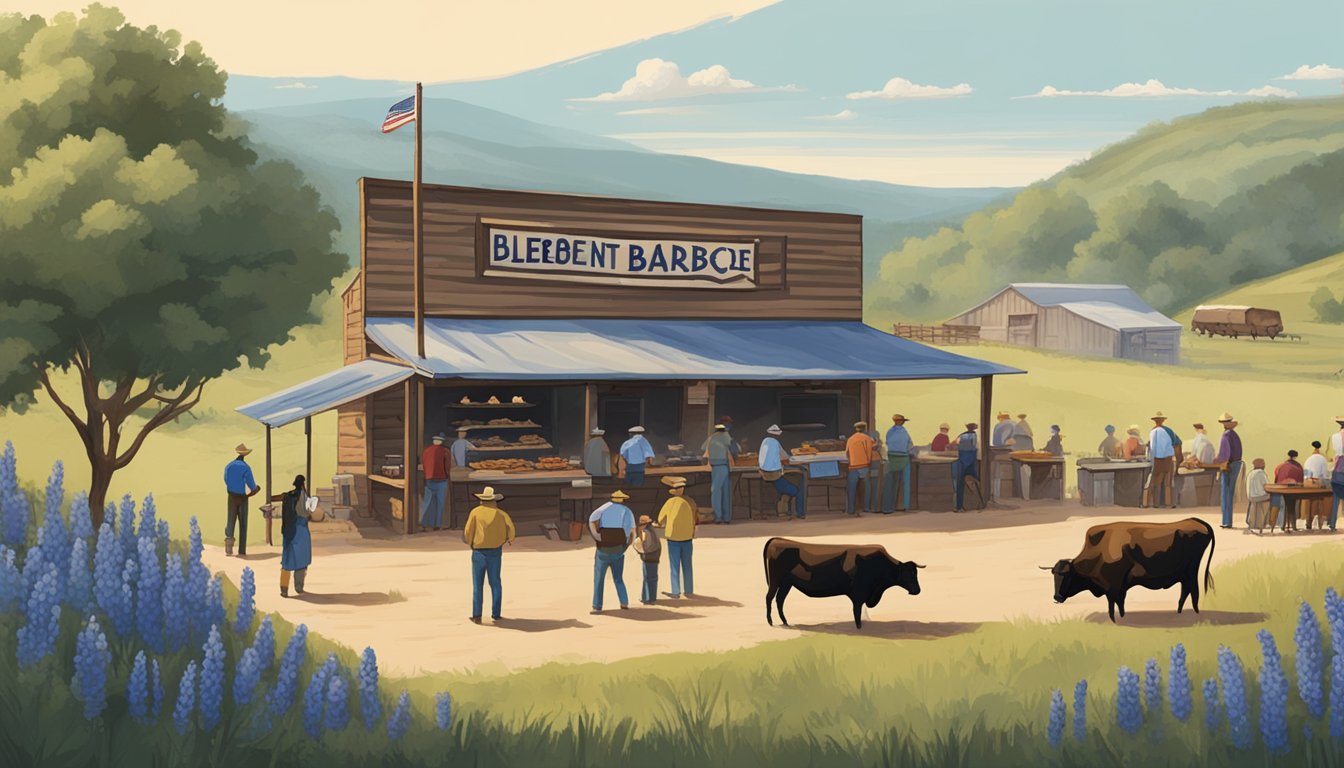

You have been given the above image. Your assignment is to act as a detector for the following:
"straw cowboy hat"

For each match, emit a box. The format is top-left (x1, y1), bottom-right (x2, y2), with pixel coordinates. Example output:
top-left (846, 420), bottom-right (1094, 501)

top-left (628, 425), bottom-right (645, 433)
top-left (1151, 411), bottom-right (1167, 421)
top-left (1217, 412), bottom-right (1236, 423)
top-left (1127, 425), bottom-right (1141, 435)
top-left (996, 411), bottom-right (1010, 419)
top-left (610, 490), bottom-right (630, 501)
top-left (638, 515), bottom-right (652, 525)
top-left (1016, 413), bottom-right (1028, 419)
top-left (891, 414), bottom-right (909, 422)
top-left (660, 475), bottom-right (688, 488)
top-left (713, 424), bottom-right (727, 431)
top-left (766, 424), bottom-right (783, 435)
top-left (431, 433), bottom-right (447, 443)
top-left (590, 428), bottom-right (605, 436)
top-left (939, 423), bottom-right (950, 430)
top-left (235, 443), bottom-right (252, 456)
top-left (964, 422), bottom-right (978, 429)
top-left (473, 486), bottom-right (504, 501)
top-left (1335, 416), bottom-right (1344, 424)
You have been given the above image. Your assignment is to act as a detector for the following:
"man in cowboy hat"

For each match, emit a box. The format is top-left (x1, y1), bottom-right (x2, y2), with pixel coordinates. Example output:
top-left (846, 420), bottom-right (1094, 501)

top-left (1044, 425), bottom-right (1064, 457)
top-left (1123, 425), bottom-right (1146, 459)
top-left (1012, 413), bottom-right (1035, 451)
top-left (223, 443), bottom-right (261, 556)
top-left (449, 427), bottom-right (474, 470)
top-left (463, 486), bottom-right (515, 623)
top-left (1145, 411), bottom-right (1181, 509)
top-left (1212, 412), bottom-right (1244, 529)
top-left (844, 421), bottom-right (876, 516)
top-left (589, 490), bottom-right (636, 613)
top-left (632, 514), bottom-right (662, 604)
top-left (759, 425), bottom-right (804, 518)
top-left (930, 422), bottom-right (952, 452)
top-left (420, 433), bottom-right (451, 531)
top-left (702, 423), bottom-right (739, 523)
top-left (882, 413), bottom-right (914, 513)
top-left (953, 423), bottom-right (980, 513)
top-left (1188, 423), bottom-right (1216, 466)
top-left (1331, 416), bottom-right (1344, 531)
top-left (656, 476), bottom-right (698, 597)
top-left (584, 427), bottom-right (612, 478)
top-left (619, 426), bottom-right (655, 487)
top-left (991, 411), bottom-right (1015, 448)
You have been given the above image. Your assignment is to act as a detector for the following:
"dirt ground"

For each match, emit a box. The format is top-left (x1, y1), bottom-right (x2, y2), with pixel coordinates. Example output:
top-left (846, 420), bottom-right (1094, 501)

top-left (200, 502), bottom-right (1336, 677)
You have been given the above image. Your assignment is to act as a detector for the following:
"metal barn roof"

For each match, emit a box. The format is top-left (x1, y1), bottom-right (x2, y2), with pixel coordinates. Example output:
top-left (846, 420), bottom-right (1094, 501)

top-left (1006, 283), bottom-right (1180, 332)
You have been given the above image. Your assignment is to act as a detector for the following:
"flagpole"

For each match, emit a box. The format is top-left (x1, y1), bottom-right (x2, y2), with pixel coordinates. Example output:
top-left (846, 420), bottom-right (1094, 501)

top-left (413, 81), bottom-right (425, 359)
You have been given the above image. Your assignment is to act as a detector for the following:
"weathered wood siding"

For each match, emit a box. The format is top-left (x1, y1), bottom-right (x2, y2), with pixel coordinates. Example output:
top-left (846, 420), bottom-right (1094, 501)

top-left (947, 288), bottom-right (1039, 343)
top-left (1040, 306), bottom-right (1118, 358)
top-left (359, 178), bottom-right (863, 319)
top-left (341, 276), bottom-right (365, 364)
top-left (336, 401), bottom-right (369, 513)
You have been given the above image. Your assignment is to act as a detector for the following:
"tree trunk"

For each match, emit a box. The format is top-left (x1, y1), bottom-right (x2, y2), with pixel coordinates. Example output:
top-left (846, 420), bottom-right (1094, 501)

top-left (88, 455), bottom-right (116, 531)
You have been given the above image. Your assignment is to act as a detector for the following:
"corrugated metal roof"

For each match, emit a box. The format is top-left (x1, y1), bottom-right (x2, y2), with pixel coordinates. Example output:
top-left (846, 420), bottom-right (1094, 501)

top-left (235, 359), bottom-right (414, 427)
top-left (1009, 283), bottom-right (1157, 313)
top-left (1194, 304), bottom-right (1251, 311)
top-left (1059, 301), bottom-right (1182, 332)
top-left (365, 318), bottom-right (1024, 381)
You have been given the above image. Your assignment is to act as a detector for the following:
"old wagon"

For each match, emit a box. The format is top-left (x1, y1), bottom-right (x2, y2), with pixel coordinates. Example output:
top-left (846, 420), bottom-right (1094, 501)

top-left (1191, 305), bottom-right (1284, 339)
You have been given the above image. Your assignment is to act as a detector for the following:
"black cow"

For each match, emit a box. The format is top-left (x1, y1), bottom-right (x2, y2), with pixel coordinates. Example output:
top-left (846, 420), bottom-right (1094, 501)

top-left (1043, 517), bottom-right (1215, 623)
top-left (763, 537), bottom-right (924, 628)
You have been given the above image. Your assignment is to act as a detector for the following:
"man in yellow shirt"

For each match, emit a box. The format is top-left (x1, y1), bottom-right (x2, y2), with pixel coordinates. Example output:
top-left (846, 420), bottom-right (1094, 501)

top-left (462, 486), bottom-right (515, 623)
top-left (655, 476), bottom-right (698, 598)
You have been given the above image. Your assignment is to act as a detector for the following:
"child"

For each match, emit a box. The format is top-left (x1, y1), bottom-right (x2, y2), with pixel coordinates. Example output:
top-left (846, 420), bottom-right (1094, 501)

top-left (633, 514), bottom-right (662, 604)
top-left (1245, 458), bottom-right (1271, 532)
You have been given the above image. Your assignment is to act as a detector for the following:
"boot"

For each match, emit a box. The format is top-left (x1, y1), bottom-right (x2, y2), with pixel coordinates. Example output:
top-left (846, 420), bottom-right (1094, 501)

top-left (281, 586), bottom-right (289, 598)
top-left (224, 537), bottom-right (234, 557)
top-left (776, 497), bottom-right (789, 519)
top-left (294, 569), bottom-right (307, 595)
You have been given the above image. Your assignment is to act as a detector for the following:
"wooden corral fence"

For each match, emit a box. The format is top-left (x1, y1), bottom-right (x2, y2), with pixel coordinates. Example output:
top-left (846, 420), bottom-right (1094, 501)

top-left (892, 323), bottom-right (981, 345)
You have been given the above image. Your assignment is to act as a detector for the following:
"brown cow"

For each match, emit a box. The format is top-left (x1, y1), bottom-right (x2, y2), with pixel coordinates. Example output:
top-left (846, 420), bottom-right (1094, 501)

top-left (1043, 517), bottom-right (1215, 622)
top-left (764, 537), bottom-right (924, 628)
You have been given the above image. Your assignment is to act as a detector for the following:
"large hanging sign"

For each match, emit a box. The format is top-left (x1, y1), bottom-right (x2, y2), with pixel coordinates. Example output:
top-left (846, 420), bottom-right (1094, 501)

top-left (481, 223), bottom-right (757, 289)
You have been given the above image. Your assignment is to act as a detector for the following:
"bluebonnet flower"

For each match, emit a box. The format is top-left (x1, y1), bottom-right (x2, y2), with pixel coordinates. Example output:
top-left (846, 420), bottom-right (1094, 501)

top-left (119, 557), bottom-right (138, 641)
top-left (1257, 630), bottom-right (1290, 754)
top-left (1296, 600), bottom-right (1325, 719)
top-left (1326, 587), bottom-right (1344, 657)
top-left (162, 553), bottom-right (188, 652)
top-left (436, 691), bottom-right (452, 730)
top-left (118, 494), bottom-right (137, 559)
top-left (1143, 657), bottom-right (1162, 717)
top-left (173, 660), bottom-right (198, 735)
top-left (136, 537), bottom-right (163, 652)
top-left (1047, 688), bottom-right (1066, 748)
top-left (20, 541), bottom-right (48, 616)
top-left (0, 545), bottom-right (21, 613)
top-left (156, 519), bottom-right (169, 554)
top-left (234, 567), bottom-right (256, 634)
top-left (71, 615), bottom-right (112, 720)
top-left (206, 576), bottom-right (226, 634)
top-left (69, 493), bottom-right (93, 541)
top-left (151, 658), bottom-right (164, 720)
top-left (234, 647), bottom-right (263, 707)
top-left (1117, 666), bottom-right (1142, 734)
top-left (303, 653), bottom-right (339, 739)
top-left (103, 502), bottom-right (116, 536)
top-left (1217, 645), bottom-right (1252, 750)
top-left (251, 616), bottom-right (275, 672)
top-left (325, 672), bottom-right (350, 731)
top-left (138, 493), bottom-right (157, 542)
top-left (269, 624), bottom-right (308, 717)
top-left (39, 465), bottom-right (68, 596)
top-left (387, 691), bottom-right (412, 741)
top-left (92, 522), bottom-right (126, 633)
top-left (16, 561), bottom-right (61, 667)
top-left (188, 517), bottom-right (204, 566)
top-left (129, 650), bottom-right (151, 725)
top-left (1168, 644), bottom-right (1193, 722)
top-left (0, 442), bottom-right (29, 547)
top-left (66, 537), bottom-right (92, 614)
top-left (1072, 679), bottom-right (1087, 742)
top-left (1332, 654), bottom-right (1344, 739)
top-left (358, 647), bottom-right (381, 730)
top-left (1203, 678), bottom-right (1221, 732)
top-left (200, 625), bottom-right (226, 731)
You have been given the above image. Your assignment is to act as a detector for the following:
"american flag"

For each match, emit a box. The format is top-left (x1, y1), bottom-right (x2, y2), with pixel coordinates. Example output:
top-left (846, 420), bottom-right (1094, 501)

top-left (381, 95), bottom-right (416, 133)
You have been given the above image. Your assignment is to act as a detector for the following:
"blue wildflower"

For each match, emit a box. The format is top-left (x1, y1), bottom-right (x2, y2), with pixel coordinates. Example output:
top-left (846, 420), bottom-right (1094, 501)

top-left (325, 672), bottom-right (350, 732)
top-left (188, 517), bottom-right (204, 566)
top-left (71, 615), bottom-right (111, 720)
top-left (303, 653), bottom-right (339, 739)
top-left (129, 651), bottom-right (151, 725)
top-left (200, 625), bottom-right (226, 731)
top-left (16, 561), bottom-right (61, 667)
top-left (151, 658), bottom-right (164, 720)
top-left (358, 647), bottom-right (381, 730)
top-left (269, 624), bottom-right (308, 717)
top-left (1217, 645), bottom-right (1252, 750)
top-left (136, 537), bottom-right (163, 652)
top-left (1117, 666), bottom-right (1142, 734)
top-left (1257, 630), bottom-right (1290, 754)
top-left (1331, 654), bottom-right (1344, 739)
top-left (66, 537), bottom-right (92, 614)
top-left (387, 691), bottom-right (412, 741)
top-left (436, 691), bottom-right (452, 730)
top-left (19, 542), bottom-right (47, 616)
top-left (161, 553), bottom-right (188, 652)
top-left (39, 464), bottom-right (68, 595)
top-left (92, 522), bottom-right (125, 633)
top-left (234, 647), bottom-right (263, 707)
top-left (0, 545), bottom-right (21, 613)
top-left (251, 616), bottom-right (275, 672)
top-left (1326, 587), bottom-right (1344, 657)
top-left (234, 567), bottom-right (256, 634)
top-left (138, 493), bottom-right (157, 541)
top-left (1202, 678), bottom-right (1221, 732)
top-left (119, 557), bottom-right (138, 641)
top-left (1072, 679), bottom-right (1087, 742)
top-left (1143, 657), bottom-right (1163, 717)
top-left (118, 494), bottom-right (137, 560)
top-left (206, 576), bottom-right (226, 634)
top-left (1168, 644), bottom-right (1193, 722)
top-left (156, 519), bottom-right (169, 555)
top-left (103, 502), bottom-right (116, 536)
top-left (69, 493), bottom-right (93, 541)
top-left (0, 442), bottom-right (29, 547)
top-left (1296, 600), bottom-right (1325, 719)
top-left (1047, 688), bottom-right (1066, 748)
top-left (173, 660), bottom-right (198, 735)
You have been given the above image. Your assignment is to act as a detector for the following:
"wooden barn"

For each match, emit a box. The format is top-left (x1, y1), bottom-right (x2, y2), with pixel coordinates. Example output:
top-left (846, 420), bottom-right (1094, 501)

top-left (947, 283), bottom-right (1182, 364)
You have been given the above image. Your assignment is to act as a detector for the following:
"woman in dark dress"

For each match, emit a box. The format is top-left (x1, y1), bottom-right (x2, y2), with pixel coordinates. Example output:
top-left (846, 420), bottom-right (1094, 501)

top-left (280, 474), bottom-right (314, 597)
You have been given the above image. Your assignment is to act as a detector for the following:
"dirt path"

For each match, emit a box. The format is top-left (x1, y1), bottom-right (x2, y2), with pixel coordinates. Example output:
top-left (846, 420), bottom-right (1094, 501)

top-left (201, 503), bottom-right (1332, 677)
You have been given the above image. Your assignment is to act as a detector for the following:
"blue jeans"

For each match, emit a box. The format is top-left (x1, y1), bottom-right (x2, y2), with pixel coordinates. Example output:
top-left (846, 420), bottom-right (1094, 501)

top-left (420, 479), bottom-right (448, 528)
top-left (593, 549), bottom-right (629, 610)
top-left (625, 464), bottom-right (645, 487)
top-left (471, 547), bottom-right (503, 619)
top-left (1331, 474), bottom-right (1344, 530)
top-left (845, 467), bottom-right (869, 514)
top-left (640, 560), bottom-right (659, 603)
top-left (883, 454), bottom-right (911, 512)
top-left (666, 539), bottom-right (694, 595)
top-left (711, 463), bottom-right (732, 522)
top-left (954, 456), bottom-right (979, 510)
top-left (1220, 461), bottom-right (1243, 527)
top-left (772, 475), bottom-right (800, 515)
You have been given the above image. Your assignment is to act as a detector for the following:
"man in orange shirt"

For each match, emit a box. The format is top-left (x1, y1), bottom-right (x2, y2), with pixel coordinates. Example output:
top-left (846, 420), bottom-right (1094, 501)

top-left (419, 432), bottom-right (451, 531)
top-left (845, 421), bottom-right (876, 516)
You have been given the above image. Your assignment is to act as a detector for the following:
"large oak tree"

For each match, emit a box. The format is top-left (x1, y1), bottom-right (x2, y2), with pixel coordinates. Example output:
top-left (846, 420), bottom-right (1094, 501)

top-left (0, 6), bottom-right (345, 524)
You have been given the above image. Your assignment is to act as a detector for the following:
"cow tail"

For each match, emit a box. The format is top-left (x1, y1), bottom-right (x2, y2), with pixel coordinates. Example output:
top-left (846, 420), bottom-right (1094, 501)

top-left (1200, 519), bottom-right (1216, 594)
top-left (763, 537), bottom-right (777, 583)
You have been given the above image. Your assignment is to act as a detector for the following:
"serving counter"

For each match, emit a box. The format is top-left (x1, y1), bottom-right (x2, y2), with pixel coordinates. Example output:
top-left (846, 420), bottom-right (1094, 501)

top-left (1077, 460), bottom-right (1150, 507)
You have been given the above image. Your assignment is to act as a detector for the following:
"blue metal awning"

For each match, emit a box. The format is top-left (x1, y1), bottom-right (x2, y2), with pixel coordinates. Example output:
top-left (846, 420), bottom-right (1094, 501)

top-left (365, 318), bottom-right (1023, 381)
top-left (235, 359), bottom-right (414, 427)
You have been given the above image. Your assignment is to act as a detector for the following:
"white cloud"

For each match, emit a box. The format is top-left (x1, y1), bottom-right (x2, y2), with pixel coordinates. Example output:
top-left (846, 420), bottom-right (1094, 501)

top-left (846, 77), bottom-right (972, 101)
top-left (273, 81), bottom-right (317, 90)
top-left (1278, 64), bottom-right (1344, 80)
top-left (617, 106), bottom-right (704, 116)
top-left (575, 58), bottom-right (797, 102)
top-left (1021, 79), bottom-right (1296, 98)
top-left (811, 109), bottom-right (857, 121)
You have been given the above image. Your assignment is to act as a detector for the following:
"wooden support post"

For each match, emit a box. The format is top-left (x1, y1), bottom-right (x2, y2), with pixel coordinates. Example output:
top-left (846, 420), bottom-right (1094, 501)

top-left (862, 380), bottom-right (876, 427)
top-left (402, 378), bottom-right (421, 535)
top-left (305, 416), bottom-right (313, 490)
top-left (265, 424), bottom-right (273, 545)
top-left (980, 375), bottom-right (993, 503)
top-left (412, 82), bottom-right (425, 359)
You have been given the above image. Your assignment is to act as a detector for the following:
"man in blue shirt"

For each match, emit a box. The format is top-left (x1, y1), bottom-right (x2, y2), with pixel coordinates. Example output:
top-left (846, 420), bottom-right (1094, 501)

top-left (953, 423), bottom-right (980, 513)
top-left (224, 443), bottom-right (261, 556)
top-left (759, 424), bottom-right (804, 518)
top-left (882, 414), bottom-right (914, 513)
top-left (588, 489), bottom-right (636, 613)
top-left (450, 428), bottom-right (474, 469)
top-left (702, 423), bottom-right (740, 523)
top-left (1145, 412), bottom-right (1180, 508)
top-left (619, 426), bottom-right (655, 487)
